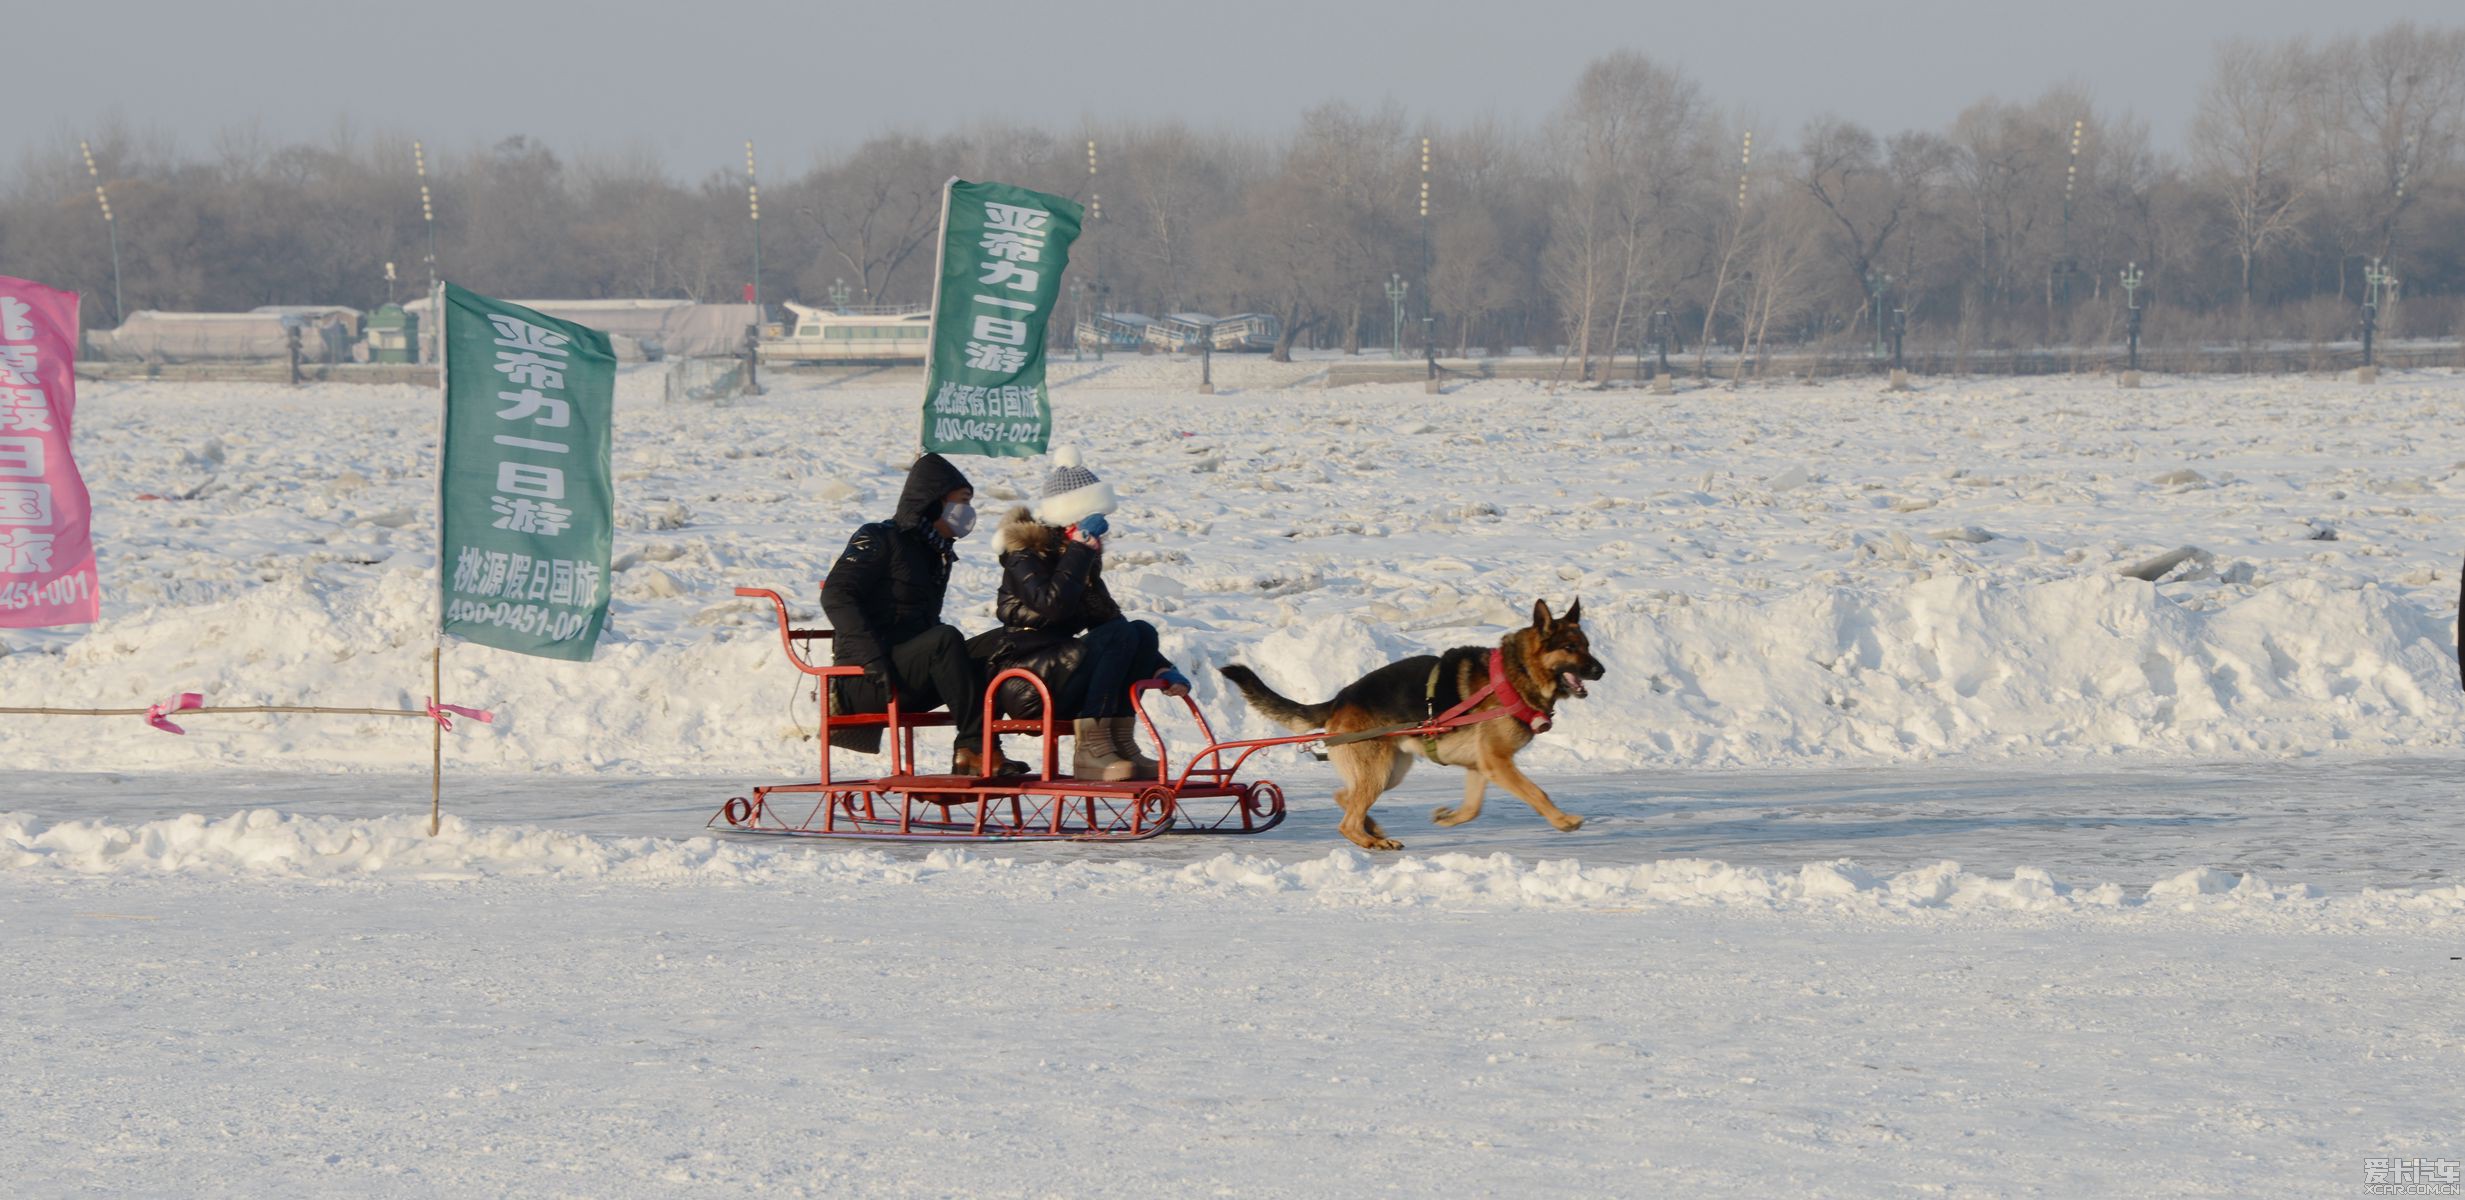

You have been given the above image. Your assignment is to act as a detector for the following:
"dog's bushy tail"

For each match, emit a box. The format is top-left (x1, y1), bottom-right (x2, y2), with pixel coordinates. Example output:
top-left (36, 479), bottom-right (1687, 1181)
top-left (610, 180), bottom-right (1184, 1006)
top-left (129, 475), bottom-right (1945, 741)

top-left (1218, 664), bottom-right (1335, 733)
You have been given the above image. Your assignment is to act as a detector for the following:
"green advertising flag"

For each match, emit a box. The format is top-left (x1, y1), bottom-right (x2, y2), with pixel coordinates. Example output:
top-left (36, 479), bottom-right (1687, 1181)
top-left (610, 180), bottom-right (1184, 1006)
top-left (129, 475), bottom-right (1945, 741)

top-left (437, 283), bottom-right (617, 661)
top-left (920, 178), bottom-right (1084, 458)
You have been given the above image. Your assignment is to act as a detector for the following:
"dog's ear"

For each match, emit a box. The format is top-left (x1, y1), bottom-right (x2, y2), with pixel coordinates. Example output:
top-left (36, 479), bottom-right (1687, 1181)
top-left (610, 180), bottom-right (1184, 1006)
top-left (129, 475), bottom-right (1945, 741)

top-left (1564, 597), bottom-right (1582, 625)
top-left (1532, 598), bottom-right (1554, 629)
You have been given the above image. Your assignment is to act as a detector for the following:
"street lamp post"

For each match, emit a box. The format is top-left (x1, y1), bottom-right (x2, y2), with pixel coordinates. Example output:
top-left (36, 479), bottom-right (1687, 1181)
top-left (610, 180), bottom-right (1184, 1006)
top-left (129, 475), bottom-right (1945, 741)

top-left (1652, 307), bottom-right (1681, 394)
top-left (741, 320), bottom-right (760, 398)
top-left (79, 140), bottom-right (122, 324)
top-left (1385, 274), bottom-right (1409, 359)
top-left (1865, 270), bottom-right (1891, 361)
top-left (412, 139), bottom-right (442, 364)
top-left (2361, 256), bottom-right (2392, 372)
top-left (1068, 278), bottom-right (1085, 363)
top-left (1885, 303), bottom-right (1914, 390)
top-left (1199, 318), bottom-right (1217, 394)
top-left (745, 141), bottom-right (762, 316)
top-left (1420, 136), bottom-right (1437, 391)
top-left (413, 140), bottom-right (437, 287)
top-left (829, 277), bottom-right (853, 312)
top-left (2120, 262), bottom-right (2145, 382)
top-left (2055, 118), bottom-right (2083, 310)
top-left (1086, 140), bottom-right (1103, 362)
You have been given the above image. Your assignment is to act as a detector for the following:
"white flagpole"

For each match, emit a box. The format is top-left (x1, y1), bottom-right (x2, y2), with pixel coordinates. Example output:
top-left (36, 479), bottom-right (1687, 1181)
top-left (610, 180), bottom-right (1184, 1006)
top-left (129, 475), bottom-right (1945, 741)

top-left (918, 176), bottom-right (957, 457)
top-left (430, 278), bottom-right (449, 836)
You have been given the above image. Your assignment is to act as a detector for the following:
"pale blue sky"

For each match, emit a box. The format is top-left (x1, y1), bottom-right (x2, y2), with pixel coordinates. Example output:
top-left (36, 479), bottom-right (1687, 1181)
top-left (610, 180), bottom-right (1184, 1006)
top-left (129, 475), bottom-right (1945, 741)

top-left (16, 0), bottom-right (2457, 176)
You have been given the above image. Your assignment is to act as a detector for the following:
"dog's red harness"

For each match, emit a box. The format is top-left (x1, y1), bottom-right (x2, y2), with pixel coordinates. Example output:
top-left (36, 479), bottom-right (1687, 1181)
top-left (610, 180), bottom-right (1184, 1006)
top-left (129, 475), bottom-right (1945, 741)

top-left (1317, 648), bottom-right (1553, 749)
top-left (1428, 648), bottom-right (1552, 736)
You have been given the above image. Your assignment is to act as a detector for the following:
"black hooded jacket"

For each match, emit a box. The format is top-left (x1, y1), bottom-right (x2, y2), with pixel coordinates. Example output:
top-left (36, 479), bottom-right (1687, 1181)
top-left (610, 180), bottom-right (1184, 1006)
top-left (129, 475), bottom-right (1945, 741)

top-left (820, 453), bottom-right (971, 670)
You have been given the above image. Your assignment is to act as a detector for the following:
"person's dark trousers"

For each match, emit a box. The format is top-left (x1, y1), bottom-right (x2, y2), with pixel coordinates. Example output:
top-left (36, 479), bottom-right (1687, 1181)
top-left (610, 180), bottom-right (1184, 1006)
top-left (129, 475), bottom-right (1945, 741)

top-left (835, 624), bottom-right (986, 742)
top-left (1057, 618), bottom-right (1167, 719)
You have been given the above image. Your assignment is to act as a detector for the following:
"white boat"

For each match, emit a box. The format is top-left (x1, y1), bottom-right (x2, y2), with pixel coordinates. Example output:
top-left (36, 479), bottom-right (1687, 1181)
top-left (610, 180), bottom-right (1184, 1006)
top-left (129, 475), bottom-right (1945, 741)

top-left (1139, 312), bottom-right (1283, 353)
top-left (760, 302), bottom-right (933, 364)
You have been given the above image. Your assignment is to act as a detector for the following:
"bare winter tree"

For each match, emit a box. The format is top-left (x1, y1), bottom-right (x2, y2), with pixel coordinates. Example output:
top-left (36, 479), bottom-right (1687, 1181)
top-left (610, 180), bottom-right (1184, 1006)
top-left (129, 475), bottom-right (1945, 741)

top-left (572, 149), bottom-right (730, 301)
top-left (2320, 23), bottom-right (2465, 270)
top-left (1212, 169), bottom-right (1344, 361)
top-left (1102, 122), bottom-right (1251, 316)
top-left (791, 134), bottom-right (953, 306)
top-left (1696, 125), bottom-right (1757, 370)
top-left (1544, 52), bottom-right (1717, 380)
top-left (1948, 94), bottom-right (2067, 312)
top-left (1282, 102), bottom-right (1413, 354)
top-left (1735, 184), bottom-right (1829, 376)
top-left (2194, 38), bottom-right (2324, 309)
top-left (1793, 118), bottom-right (1949, 336)
top-left (1427, 117), bottom-right (1549, 355)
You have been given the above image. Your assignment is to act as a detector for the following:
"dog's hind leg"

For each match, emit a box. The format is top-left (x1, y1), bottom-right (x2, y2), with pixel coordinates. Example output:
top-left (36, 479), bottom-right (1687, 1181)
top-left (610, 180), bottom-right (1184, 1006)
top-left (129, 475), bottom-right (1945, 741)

top-left (1330, 743), bottom-right (1405, 851)
top-left (1365, 753), bottom-right (1416, 842)
top-left (1432, 768), bottom-right (1487, 827)
top-left (1477, 740), bottom-right (1583, 832)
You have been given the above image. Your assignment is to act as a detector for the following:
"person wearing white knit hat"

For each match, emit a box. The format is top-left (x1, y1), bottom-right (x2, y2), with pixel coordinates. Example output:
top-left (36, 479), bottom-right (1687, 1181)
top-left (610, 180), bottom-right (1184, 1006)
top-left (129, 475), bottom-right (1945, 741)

top-left (966, 446), bottom-right (1191, 781)
top-left (1032, 445), bottom-right (1117, 528)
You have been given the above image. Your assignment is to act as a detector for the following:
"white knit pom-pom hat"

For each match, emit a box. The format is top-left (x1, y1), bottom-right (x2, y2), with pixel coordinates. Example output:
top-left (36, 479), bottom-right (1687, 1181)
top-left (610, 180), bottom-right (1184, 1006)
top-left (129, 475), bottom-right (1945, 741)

top-left (1034, 446), bottom-right (1118, 526)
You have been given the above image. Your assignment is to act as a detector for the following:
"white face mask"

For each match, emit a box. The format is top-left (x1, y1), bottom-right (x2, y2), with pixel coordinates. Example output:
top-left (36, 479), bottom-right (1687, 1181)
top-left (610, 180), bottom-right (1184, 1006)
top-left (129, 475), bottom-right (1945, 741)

top-left (940, 502), bottom-right (977, 539)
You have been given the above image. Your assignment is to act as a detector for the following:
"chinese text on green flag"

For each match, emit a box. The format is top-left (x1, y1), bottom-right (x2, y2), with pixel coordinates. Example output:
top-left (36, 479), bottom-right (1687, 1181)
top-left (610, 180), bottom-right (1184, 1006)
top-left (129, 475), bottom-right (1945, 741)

top-left (438, 284), bottom-right (616, 660)
top-left (921, 179), bottom-right (1083, 458)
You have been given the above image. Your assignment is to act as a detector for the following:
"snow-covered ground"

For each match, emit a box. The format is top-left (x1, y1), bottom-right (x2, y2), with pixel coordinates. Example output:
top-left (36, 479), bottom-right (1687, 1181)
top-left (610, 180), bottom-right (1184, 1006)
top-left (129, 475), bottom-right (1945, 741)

top-left (7, 803), bottom-right (2462, 1197)
top-left (6, 365), bottom-right (2463, 1195)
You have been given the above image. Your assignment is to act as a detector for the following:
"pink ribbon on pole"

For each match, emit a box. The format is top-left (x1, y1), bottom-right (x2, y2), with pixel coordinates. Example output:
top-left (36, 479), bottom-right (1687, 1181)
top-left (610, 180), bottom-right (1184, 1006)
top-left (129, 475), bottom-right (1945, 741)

top-left (425, 697), bottom-right (496, 732)
top-left (144, 692), bottom-right (204, 735)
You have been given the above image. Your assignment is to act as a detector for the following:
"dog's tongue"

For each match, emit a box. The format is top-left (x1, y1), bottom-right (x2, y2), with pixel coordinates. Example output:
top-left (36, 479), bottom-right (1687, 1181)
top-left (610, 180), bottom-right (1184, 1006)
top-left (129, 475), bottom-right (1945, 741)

top-left (1561, 671), bottom-right (1589, 698)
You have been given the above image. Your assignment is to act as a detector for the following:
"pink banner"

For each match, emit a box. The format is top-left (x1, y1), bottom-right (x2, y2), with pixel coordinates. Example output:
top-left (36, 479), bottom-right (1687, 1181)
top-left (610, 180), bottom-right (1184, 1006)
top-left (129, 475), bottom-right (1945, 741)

top-left (0, 276), bottom-right (99, 627)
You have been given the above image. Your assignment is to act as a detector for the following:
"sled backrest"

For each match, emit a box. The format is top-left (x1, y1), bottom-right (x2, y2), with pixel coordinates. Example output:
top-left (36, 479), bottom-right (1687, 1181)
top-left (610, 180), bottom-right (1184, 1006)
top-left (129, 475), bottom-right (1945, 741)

top-left (734, 586), bottom-right (839, 676)
top-left (737, 583), bottom-right (953, 781)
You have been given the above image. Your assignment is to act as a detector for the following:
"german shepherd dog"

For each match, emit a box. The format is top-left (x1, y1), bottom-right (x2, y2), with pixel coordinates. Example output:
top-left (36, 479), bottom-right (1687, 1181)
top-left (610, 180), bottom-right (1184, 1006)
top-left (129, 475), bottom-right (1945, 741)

top-left (1219, 599), bottom-right (1605, 851)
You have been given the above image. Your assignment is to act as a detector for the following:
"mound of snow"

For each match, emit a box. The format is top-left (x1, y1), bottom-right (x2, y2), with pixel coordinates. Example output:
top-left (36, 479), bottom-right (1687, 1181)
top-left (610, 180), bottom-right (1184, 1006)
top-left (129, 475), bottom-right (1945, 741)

top-left (1225, 574), bottom-right (2463, 768)
top-left (2, 570), bottom-right (2456, 777)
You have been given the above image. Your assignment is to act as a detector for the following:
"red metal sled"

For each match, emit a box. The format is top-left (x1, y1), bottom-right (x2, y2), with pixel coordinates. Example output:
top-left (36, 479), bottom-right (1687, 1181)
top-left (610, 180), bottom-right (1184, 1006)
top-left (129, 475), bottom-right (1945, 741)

top-left (713, 587), bottom-right (1292, 842)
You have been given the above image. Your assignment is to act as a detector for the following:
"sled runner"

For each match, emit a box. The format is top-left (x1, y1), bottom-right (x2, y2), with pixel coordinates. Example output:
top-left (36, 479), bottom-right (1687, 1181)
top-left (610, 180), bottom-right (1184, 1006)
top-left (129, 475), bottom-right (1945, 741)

top-left (712, 587), bottom-right (1292, 842)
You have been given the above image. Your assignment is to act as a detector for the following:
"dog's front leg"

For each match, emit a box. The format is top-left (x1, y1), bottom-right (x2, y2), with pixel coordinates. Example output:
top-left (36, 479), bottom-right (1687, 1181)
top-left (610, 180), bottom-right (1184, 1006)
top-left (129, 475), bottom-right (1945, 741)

top-left (1433, 768), bottom-right (1487, 827)
top-left (1479, 750), bottom-right (1584, 832)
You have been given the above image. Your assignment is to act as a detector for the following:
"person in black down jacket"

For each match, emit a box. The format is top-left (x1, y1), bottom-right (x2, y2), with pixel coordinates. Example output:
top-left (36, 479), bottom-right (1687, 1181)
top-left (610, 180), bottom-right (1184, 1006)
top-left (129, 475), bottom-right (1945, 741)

top-left (820, 452), bottom-right (1022, 776)
top-left (967, 447), bottom-right (1189, 781)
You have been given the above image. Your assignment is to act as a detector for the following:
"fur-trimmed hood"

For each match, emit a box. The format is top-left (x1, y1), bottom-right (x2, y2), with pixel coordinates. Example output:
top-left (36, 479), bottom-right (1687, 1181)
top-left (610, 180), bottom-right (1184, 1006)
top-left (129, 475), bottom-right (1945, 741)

top-left (984, 504), bottom-right (1125, 648)
top-left (992, 505), bottom-right (1067, 556)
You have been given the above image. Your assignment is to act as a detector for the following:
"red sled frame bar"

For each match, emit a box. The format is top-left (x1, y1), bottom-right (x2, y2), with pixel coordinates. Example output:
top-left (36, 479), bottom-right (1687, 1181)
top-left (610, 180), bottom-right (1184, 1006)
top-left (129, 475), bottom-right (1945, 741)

top-left (714, 587), bottom-right (1289, 842)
